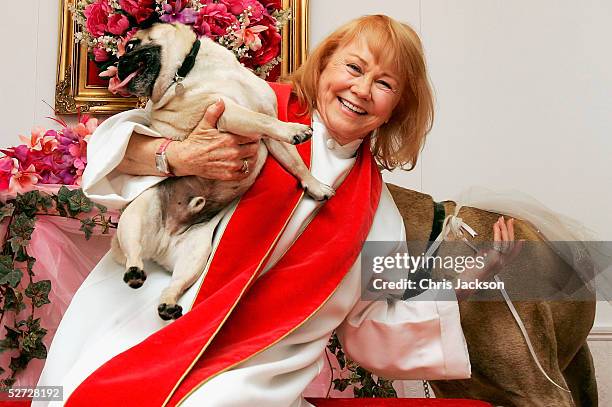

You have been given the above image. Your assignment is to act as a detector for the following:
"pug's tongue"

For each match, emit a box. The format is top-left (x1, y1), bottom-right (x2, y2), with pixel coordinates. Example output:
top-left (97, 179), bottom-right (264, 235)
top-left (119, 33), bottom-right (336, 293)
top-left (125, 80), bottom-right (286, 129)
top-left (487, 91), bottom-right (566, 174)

top-left (108, 70), bottom-right (140, 96)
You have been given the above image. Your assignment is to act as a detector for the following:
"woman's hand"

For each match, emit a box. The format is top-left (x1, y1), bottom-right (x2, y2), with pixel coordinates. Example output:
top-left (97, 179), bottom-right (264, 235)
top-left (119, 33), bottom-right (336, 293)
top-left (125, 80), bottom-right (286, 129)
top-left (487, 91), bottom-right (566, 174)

top-left (483, 217), bottom-right (523, 272)
top-left (455, 216), bottom-right (523, 300)
top-left (167, 100), bottom-right (261, 180)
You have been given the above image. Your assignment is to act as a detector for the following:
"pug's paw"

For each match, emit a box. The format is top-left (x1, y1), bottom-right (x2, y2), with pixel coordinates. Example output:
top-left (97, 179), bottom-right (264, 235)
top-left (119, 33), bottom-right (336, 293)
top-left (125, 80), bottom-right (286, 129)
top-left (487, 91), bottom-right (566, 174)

top-left (158, 303), bottom-right (183, 320)
top-left (302, 178), bottom-right (335, 201)
top-left (273, 122), bottom-right (312, 145)
top-left (123, 266), bottom-right (147, 289)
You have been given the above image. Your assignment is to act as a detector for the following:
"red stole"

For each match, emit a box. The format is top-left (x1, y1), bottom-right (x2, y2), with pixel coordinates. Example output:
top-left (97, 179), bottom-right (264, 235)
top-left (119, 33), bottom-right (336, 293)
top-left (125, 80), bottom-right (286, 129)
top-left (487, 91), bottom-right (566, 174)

top-left (66, 83), bottom-right (382, 406)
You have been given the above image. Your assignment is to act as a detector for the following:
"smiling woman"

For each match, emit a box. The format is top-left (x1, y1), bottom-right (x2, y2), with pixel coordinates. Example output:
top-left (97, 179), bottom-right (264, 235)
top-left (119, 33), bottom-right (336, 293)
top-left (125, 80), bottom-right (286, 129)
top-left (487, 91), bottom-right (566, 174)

top-left (315, 38), bottom-right (401, 145)
top-left (287, 15), bottom-right (434, 170)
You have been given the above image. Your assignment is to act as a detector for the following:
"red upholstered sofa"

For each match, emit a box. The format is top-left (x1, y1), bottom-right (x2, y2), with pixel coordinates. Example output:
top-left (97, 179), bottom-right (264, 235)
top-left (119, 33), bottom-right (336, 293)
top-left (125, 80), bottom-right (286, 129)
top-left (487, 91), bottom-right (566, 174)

top-left (1, 398), bottom-right (492, 406)
top-left (306, 398), bottom-right (492, 406)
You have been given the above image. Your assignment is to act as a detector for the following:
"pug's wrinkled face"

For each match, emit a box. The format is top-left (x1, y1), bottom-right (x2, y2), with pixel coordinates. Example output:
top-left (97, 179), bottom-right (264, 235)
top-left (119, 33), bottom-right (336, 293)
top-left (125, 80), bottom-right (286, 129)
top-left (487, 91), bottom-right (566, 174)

top-left (117, 23), bottom-right (196, 100)
top-left (117, 34), bottom-right (161, 97)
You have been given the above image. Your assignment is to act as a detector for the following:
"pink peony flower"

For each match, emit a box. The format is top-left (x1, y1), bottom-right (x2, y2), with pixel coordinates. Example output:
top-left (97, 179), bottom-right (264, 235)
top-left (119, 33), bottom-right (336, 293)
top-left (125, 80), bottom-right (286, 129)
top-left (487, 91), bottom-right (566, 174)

top-left (107, 13), bottom-right (131, 35)
top-left (194, 2), bottom-right (238, 38)
top-left (119, 0), bottom-right (156, 24)
top-left (84, 0), bottom-right (111, 37)
top-left (247, 15), bottom-right (281, 66)
top-left (220, 0), bottom-right (265, 21)
top-left (258, 0), bottom-right (282, 11)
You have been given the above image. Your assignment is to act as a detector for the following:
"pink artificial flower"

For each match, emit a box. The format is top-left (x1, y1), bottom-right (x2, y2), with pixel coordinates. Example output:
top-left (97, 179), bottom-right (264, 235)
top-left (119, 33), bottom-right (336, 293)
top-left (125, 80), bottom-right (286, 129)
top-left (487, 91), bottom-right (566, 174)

top-left (74, 116), bottom-right (98, 141)
top-left (221, 0), bottom-right (265, 21)
top-left (40, 172), bottom-right (62, 185)
top-left (107, 13), bottom-right (131, 35)
top-left (258, 0), bottom-right (282, 11)
top-left (9, 163), bottom-right (40, 194)
top-left (79, 115), bottom-right (99, 139)
top-left (19, 127), bottom-right (58, 154)
top-left (234, 18), bottom-right (268, 51)
top-left (247, 14), bottom-right (281, 66)
top-left (160, 0), bottom-right (199, 24)
top-left (119, 0), bottom-right (156, 24)
top-left (0, 157), bottom-right (17, 191)
top-left (194, 2), bottom-right (238, 38)
top-left (84, 0), bottom-right (111, 37)
top-left (68, 140), bottom-right (87, 171)
top-left (93, 46), bottom-right (110, 62)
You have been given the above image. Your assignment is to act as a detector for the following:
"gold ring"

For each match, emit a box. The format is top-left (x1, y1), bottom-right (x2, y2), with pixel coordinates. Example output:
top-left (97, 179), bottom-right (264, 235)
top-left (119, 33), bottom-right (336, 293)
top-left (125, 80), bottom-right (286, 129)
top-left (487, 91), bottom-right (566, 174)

top-left (241, 159), bottom-right (249, 174)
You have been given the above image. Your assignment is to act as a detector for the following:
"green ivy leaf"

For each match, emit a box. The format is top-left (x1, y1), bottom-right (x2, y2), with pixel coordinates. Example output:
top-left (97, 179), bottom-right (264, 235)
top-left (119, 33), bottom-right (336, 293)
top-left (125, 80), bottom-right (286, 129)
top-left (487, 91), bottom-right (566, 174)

top-left (21, 331), bottom-right (38, 353)
top-left (2, 377), bottom-right (15, 388)
top-left (15, 192), bottom-right (39, 217)
top-left (25, 280), bottom-right (51, 308)
top-left (333, 378), bottom-right (350, 392)
top-left (56, 202), bottom-right (68, 218)
top-left (9, 213), bottom-right (35, 242)
top-left (337, 350), bottom-right (346, 370)
top-left (67, 189), bottom-right (93, 215)
top-left (57, 186), bottom-right (71, 204)
top-left (0, 268), bottom-right (23, 288)
top-left (0, 256), bottom-right (13, 275)
top-left (2, 287), bottom-right (25, 313)
top-left (14, 246), bottom-right (29, 262)
top-left (0, 326), bottom-right (21, 352)
top-left (38, 194), bottom-right (53, 211)
top-left (28, 317), bottom-right (46, 337)
top-left (9, 353), bottom-right (30, 373)
top-left (26, 257), bottom-right (36, 275)
top-left (94, 203), bottom-right (107, 214)
top-left (0, 203), bottom-right (15, 223)
top-left (28, 341), bottom-right (47, 359)
top-left (79, 218), bottom-right (95, 240)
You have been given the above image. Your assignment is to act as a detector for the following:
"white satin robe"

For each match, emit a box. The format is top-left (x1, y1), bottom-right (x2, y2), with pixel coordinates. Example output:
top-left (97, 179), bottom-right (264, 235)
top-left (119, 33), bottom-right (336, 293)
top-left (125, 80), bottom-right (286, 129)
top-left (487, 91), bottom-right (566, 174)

top-left (35, 107), bottom-right (470, 407)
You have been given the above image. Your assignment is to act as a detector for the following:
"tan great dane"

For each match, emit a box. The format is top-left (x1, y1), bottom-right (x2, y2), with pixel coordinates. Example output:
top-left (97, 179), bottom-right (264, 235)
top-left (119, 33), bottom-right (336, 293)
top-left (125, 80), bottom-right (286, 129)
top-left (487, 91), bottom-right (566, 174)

top-left (388, 184), bottom-right (597, 407)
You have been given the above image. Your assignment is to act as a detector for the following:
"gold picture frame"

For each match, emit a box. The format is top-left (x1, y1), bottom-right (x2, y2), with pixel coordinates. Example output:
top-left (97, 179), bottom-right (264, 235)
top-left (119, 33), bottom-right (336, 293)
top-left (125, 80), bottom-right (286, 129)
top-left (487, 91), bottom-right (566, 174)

top-left (55, 0), bottom-right (309, 115)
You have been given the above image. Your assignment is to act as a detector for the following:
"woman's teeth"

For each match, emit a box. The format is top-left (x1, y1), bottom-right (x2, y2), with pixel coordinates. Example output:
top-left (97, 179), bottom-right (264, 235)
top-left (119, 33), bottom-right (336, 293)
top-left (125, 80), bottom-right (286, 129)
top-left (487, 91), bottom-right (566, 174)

top-left (338, 97), bottom-right (366, 115)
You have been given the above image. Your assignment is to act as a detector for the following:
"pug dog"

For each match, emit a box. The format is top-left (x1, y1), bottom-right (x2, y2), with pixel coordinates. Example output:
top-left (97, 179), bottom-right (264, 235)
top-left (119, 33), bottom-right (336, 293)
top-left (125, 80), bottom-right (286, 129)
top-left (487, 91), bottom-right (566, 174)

top-left (109, 23), bottom-right (334, 320)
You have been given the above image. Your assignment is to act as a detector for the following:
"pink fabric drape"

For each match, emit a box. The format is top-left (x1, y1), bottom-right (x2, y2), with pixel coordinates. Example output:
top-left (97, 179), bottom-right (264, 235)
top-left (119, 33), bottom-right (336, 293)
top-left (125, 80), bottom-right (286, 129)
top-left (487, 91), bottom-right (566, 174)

top-left (0, 185), bottom-right (115, 388)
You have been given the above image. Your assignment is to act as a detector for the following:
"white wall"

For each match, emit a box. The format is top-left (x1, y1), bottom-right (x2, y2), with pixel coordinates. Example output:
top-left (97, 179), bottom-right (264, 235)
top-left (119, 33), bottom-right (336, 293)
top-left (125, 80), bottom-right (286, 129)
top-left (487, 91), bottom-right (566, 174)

top-left (311, 0), bottom-right (612, 402)
top-left (0, 0), bottom-right (59, 146)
